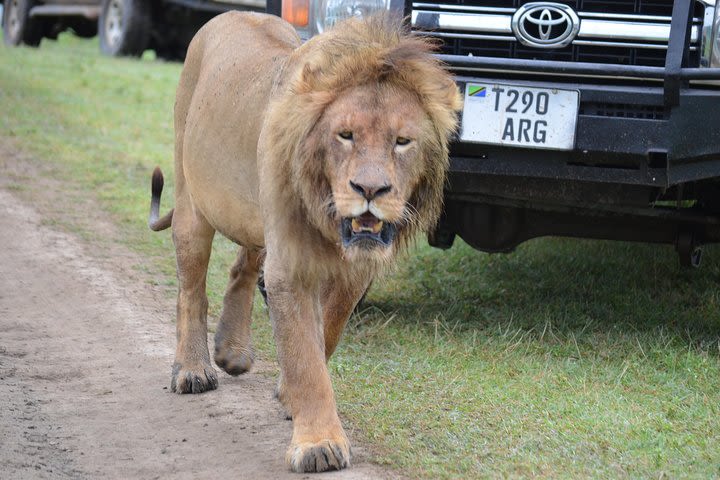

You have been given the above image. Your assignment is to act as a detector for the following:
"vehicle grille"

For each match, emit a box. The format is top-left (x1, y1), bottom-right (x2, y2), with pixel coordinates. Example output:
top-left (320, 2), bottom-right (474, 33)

top-left (412, 0), bottom-right (705, 68)
top-left (579, 102), bottom-right (667, 119)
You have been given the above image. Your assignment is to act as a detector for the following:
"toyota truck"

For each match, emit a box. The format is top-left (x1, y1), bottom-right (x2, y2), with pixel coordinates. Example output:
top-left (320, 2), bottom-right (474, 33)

top-left (267, 0), bottom-right (720, 267)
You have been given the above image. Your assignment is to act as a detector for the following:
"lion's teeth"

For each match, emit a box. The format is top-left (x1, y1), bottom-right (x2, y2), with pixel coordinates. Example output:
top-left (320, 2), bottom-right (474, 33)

top-left (351, 217), bottom-right (384, 234)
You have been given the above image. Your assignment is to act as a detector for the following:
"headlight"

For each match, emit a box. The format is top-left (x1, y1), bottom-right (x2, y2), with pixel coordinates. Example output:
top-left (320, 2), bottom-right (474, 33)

top-left (314, 0), bottom-right (390, 34)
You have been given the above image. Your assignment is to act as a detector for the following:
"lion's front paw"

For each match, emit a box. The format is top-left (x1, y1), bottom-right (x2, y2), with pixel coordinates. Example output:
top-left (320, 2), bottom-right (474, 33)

top-left (170, 362), bottom-right (219, 394)
top-left (286, 438), bottom-right (351, 473)
top-left (214, 344), bottom-right (253, 376)
top-left (215, 326), bottom-right (255, 376)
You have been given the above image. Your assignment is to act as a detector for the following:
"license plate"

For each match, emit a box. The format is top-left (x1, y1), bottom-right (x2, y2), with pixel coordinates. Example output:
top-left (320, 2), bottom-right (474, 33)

top-left (460, 83), bottom-right (580, 150)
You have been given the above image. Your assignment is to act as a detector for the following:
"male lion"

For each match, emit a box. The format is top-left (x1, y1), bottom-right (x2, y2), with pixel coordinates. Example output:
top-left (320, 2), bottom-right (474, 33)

top-left (149, 11), bottom-right (461, 473)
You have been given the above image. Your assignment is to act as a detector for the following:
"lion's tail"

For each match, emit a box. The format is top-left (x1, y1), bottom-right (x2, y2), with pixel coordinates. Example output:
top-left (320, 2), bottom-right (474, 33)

top-left (149, 167), bottom-right (174, 232)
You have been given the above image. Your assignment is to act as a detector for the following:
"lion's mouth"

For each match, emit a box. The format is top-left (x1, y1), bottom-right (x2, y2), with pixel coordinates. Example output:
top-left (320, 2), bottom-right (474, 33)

top-left (341, 212), bottom-right (396, 249)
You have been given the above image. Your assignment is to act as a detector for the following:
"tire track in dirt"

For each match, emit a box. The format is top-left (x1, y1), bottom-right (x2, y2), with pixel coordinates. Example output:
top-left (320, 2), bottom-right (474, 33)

top-left (0, 166), bottom-right (397, 479)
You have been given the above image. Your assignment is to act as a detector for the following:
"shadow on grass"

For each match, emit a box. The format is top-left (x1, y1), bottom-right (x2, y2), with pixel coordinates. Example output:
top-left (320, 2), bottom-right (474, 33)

top-left (362, 237), bottom-right (720, 351)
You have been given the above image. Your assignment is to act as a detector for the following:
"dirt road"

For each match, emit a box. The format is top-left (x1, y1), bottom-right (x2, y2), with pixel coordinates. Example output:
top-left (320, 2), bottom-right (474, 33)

top-left (0, 153), bottom-right (395, 479)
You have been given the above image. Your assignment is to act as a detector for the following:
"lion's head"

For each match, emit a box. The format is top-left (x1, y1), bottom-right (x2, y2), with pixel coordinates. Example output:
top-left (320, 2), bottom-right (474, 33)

top-left (261, 14), bottom-right (462, 278)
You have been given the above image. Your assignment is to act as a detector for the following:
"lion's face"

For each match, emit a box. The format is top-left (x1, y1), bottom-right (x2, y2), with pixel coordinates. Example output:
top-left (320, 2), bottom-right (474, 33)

top-left (310, 84), bottom-right (433, 258)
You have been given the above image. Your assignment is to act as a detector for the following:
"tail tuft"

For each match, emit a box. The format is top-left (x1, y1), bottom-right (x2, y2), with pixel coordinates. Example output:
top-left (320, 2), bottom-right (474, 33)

top-left (152, 167), bottom-right (164, 198)
top-left (149, 167), bottom-right (173, 232)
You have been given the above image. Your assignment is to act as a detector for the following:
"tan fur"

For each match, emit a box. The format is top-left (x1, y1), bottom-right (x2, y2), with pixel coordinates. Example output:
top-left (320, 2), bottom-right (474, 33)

top-left (149, 11), bottom-right (460, 473)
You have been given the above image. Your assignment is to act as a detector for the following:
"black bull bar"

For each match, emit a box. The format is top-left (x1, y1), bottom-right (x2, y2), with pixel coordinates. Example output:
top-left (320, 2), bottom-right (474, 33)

top-left (436, 0), bottom-right (720, 108)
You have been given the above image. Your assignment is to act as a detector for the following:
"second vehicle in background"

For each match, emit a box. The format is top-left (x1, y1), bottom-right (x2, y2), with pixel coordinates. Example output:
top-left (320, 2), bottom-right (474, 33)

top-left (1, 0), bottom-right (264, 58)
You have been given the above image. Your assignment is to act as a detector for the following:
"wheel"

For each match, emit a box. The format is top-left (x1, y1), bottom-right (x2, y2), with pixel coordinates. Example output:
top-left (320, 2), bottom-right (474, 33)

top-left (2, 0), bottom-right (43, 47)
top-left (98, 0), bottom-right (151, 57)
top-left (676, 231), bottom-right (703, 268)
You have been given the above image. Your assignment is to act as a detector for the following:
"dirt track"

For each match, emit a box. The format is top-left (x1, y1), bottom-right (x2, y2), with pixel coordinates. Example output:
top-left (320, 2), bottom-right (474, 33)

top-left (0, 148), bottom-right (395, 479)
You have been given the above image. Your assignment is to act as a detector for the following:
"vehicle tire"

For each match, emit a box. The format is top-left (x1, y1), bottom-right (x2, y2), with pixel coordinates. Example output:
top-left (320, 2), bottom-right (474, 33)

top-left (98, 0), bottom-right (151, 57)
top-left (2, 0), bottom-right (43, 47)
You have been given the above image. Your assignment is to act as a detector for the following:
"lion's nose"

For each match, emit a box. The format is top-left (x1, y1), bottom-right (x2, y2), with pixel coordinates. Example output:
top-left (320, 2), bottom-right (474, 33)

top-left (349, 180), bottom-right (392, 201)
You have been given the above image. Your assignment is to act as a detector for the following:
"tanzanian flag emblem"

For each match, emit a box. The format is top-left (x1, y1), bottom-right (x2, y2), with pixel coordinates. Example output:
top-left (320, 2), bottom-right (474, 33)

top-left (468, 85), bottom-right (487, 97)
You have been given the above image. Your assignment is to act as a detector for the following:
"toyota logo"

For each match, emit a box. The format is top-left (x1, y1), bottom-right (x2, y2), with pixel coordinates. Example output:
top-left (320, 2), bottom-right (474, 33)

top-left (512, 3), bottom-right (580, 49)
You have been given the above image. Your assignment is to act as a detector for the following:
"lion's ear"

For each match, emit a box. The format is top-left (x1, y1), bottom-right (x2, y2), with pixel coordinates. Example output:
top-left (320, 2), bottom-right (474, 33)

top-left (295, 63), bottom-right (322, 94)
top-left (427, 77), bottom-right (463, 141)
top-left (443, 79), bottom-right (463, 113)
top-left (423, 73), bottom-right (462, 114)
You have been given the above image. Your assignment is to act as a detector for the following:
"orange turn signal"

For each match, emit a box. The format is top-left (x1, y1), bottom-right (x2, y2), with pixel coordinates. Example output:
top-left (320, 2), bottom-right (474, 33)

top-left (282, 0), bottom-right (309, 27)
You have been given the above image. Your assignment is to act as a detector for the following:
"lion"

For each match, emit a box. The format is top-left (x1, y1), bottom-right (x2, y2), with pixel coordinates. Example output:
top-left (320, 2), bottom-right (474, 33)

top-left (148, 11), bottom-right (461, 473)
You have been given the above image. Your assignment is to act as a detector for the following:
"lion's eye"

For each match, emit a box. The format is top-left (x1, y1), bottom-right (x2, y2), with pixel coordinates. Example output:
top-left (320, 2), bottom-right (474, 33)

top-left (396, 137), bottom-right (412, 146)
top-left (338, 131), bottom-right (353, 141)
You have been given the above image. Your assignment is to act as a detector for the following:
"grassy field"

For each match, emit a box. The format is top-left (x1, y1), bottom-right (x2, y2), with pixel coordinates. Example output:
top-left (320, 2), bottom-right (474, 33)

top-left (2, 34), bottom-right (720, 478)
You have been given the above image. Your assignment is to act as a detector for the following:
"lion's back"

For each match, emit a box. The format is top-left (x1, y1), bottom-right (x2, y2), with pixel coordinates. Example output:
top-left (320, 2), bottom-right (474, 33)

top-left (174, 12), bottom-right (299, 248)
top-left (190, 11), bottom-right (300, 63)
top-left (177, 12), bottom-right (299, 132)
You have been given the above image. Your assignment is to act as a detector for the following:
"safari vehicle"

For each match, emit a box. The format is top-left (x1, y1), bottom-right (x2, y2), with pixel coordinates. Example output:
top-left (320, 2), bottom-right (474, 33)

top-left (1, 0), bottom-right (264, 58)
top-left (268, 0), bottom-right (720, 267)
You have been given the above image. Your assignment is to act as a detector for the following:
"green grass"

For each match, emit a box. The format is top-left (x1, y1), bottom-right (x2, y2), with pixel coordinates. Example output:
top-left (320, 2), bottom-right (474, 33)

top-left (2, 34), bottom-right (720, 479)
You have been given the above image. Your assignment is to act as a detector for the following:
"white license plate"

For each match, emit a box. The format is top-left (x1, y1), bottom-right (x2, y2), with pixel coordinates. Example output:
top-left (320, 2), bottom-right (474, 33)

top-left (460, 83), bottom-right (580, 151)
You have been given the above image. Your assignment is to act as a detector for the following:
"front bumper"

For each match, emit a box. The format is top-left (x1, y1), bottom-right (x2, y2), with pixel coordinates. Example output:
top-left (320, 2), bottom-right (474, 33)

top-left (435, 73), bottom-right (720, 254)
top-left (448, 75), bottom-right (720, 190)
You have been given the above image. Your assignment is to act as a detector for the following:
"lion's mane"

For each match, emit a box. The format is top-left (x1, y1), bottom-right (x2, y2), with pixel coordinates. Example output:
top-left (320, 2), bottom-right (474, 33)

top-left (260, 15), bottom-right (462, 283)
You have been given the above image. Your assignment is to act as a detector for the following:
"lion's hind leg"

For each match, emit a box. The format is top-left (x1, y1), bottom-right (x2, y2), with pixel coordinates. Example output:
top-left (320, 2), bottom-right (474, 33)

top-left (171, 201), bottom-right (218, 394)
top-left (214, 247), bottom-right (263, 375)
top-left (322, 278), bottom-right (372, 362)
